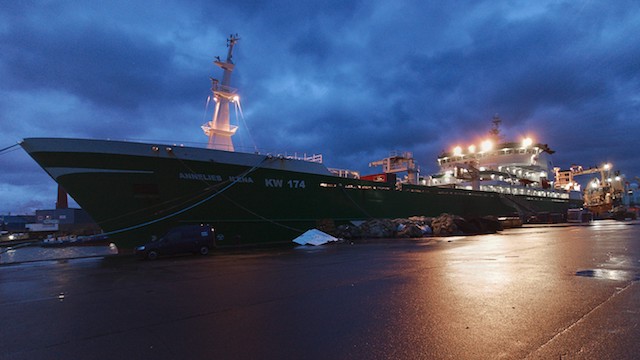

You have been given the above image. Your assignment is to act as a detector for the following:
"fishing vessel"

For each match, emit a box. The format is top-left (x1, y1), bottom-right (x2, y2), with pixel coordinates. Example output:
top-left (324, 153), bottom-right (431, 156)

top-left (21, 36), bottom-right (583, 249)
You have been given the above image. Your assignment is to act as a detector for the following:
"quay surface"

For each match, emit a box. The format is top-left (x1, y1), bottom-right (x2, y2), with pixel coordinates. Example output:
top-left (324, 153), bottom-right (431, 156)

top-left (1, 221), bottom-right (639, 359)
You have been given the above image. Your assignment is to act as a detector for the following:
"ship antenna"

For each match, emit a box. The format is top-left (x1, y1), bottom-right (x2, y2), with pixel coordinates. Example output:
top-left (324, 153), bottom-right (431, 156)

top-left (226, 33), bottom-right (240, 63)
top-left (489, 114), bottom-right (503, 142)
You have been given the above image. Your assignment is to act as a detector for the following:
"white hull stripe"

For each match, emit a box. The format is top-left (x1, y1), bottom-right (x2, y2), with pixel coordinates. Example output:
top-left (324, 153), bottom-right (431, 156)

top-left (46, 167), bottom-right (154, 179)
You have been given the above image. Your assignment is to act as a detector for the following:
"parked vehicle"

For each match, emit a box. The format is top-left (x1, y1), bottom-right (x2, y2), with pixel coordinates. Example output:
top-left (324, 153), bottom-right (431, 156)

top-left (135, 224), bottom-right (215, 260)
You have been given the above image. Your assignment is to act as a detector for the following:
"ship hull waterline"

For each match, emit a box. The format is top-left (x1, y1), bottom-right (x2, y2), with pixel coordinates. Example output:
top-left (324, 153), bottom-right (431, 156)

top-left (21, 138), bottom-right (582, 249)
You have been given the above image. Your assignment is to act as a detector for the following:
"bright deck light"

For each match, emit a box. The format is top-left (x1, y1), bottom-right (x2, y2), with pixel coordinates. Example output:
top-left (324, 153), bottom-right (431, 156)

top-left (480, 139), bottom-right (493, 152)
top-left (522, 137), bottom-right (533, 147)
top-left (468, 144), bottom-right (476, 153)
top-left (453, 146), bottom-right (462, 156)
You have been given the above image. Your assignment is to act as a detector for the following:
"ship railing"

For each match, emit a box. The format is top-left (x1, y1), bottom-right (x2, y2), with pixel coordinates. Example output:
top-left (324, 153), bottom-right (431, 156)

top-left (283, 153), bottom-right (323, 163)
top-left (212, 84), bottom-right (238, 95)
top-left (329, 168), bottom-right (361, 179)
top-left (233, 145), bottom-right (325, 164)
top-left (388, 150), bottom-right (413, 159)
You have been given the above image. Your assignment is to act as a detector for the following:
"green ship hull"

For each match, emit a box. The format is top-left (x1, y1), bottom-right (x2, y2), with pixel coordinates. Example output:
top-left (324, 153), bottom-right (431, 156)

top-left (21, 137), bottom-right (582, 250)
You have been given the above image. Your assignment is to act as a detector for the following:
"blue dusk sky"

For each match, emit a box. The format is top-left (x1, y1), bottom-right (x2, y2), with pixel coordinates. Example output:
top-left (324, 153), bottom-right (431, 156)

top-left (1, 0), bottom-right (639, 213)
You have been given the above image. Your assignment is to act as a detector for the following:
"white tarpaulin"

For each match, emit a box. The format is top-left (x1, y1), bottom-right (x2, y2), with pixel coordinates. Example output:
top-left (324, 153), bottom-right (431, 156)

top-left (292, 229), bottom-right (339, 246)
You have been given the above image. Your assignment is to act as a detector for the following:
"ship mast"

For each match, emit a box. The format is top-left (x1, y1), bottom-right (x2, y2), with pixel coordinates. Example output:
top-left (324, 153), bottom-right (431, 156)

top-left (488, 114), bottom-right (503, 142)
top-left (202, 34), bottom-right (240, 151)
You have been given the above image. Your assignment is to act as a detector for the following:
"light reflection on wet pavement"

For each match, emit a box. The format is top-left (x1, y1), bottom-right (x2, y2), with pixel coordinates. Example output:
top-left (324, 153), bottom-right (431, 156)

top-left (1, 220), bottom-right (639, 359)
top-left (0, 243), bottom-right (118, 264)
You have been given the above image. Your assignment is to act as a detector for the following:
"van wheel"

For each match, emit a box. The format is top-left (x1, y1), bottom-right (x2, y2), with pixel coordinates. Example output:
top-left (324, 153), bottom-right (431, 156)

top-left (147, 250), bottom-right (158, 260)
top-left (199, 246), bottom-right (209, 256)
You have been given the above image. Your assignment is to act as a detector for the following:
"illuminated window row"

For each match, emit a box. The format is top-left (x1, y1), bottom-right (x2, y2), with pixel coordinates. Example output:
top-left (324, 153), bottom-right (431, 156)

top-left (477, 185), bottom-right (569, 199)
top-left (319, 182), bottom-right (391, 191)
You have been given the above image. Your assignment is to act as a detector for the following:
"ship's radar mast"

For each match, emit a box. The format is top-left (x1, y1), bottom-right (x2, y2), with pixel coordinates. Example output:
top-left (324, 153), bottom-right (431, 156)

top-left (201, 34), bottom-right (241, 151)
top-left (488, 114), bottom-right (503, 142)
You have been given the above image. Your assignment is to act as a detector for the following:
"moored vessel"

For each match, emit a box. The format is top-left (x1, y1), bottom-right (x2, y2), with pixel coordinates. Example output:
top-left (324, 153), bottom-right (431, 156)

top-left (425, 116), bottom-right (583, 222)
top-left (21, 36), bottom-right (583, 249)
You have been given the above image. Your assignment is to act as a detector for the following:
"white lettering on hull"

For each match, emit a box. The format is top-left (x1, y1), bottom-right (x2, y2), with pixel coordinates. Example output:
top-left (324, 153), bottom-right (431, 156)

top-left (179, 173), bottom-right (223, 181)
top-left (265, 178), bottom-right (306, 188)
top-left (178, 173), bottom-right (304, 188)
top-left (265, 179), bottom-right (284, 187)
top-left (229, 176), bottom-right (254, 183)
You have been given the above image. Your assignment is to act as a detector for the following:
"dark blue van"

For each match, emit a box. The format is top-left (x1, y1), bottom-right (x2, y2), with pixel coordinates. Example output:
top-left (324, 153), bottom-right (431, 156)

top-left (135, 224), bottom-right (215, 260)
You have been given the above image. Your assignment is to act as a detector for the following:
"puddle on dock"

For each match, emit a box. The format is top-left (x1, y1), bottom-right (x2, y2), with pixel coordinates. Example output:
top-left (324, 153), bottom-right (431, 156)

top-left (575, 269), bottom-right (640, 281)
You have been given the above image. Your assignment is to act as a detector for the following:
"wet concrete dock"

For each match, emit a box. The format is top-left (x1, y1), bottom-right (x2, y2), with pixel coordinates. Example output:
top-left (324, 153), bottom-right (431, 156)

top-left (1, 221), bottom-right (639, 359)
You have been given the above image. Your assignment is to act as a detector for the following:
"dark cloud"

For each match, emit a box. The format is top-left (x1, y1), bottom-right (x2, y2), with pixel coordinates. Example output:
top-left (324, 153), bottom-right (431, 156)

top-left (1, 0), bottom-right (639, 213)
top-left (3, 19), bottom-right (188, 111)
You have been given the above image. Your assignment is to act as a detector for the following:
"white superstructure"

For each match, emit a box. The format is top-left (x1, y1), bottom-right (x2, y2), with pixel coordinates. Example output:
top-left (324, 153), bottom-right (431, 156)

top-left (426, 117), bottom-right (579, 200)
